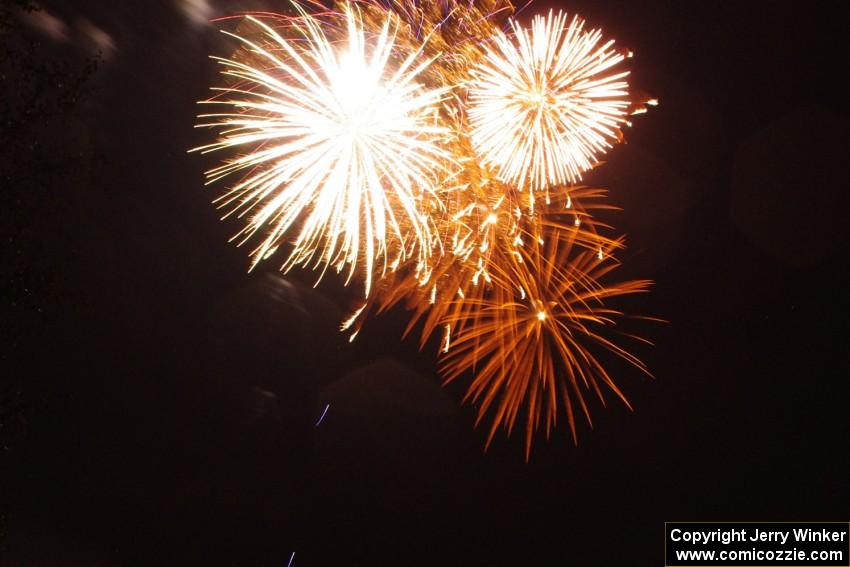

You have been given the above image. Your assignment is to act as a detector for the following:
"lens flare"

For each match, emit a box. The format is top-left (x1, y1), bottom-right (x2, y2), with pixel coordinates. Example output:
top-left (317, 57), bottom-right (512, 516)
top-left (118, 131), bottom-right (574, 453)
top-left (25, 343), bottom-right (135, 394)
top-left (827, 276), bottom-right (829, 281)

top-left (193, 4), bottom-right (452, 296)
top-left (467, 10), bottom-right (631, 191)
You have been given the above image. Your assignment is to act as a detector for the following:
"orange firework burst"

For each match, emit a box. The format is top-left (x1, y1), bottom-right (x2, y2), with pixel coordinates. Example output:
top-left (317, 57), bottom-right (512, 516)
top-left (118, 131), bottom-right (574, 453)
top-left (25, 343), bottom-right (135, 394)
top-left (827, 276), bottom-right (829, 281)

top-left (355, 181), bottom-right (652, 458)
top-left (440, 218), bottom-right (653, 460)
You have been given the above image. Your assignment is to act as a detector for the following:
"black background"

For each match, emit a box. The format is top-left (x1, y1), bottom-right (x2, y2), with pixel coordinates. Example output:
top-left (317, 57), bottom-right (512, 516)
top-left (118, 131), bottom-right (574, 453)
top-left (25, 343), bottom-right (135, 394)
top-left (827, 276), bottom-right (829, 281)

top-left (2, 0), bottom-right (849, 565)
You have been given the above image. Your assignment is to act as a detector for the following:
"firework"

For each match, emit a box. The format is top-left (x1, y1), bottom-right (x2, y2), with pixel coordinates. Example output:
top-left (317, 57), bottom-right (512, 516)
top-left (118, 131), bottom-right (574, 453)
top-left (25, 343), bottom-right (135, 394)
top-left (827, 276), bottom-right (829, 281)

top-left (194, 0), bottom-right (656, 458)
top-left (193, 3), bottom-right (452, 296)
top-left (440, 220), bottom-right (652, 459)
top-left (354, 181), bottom-right (650, 458)
top-left (467, 10), bottom-right (631, 192)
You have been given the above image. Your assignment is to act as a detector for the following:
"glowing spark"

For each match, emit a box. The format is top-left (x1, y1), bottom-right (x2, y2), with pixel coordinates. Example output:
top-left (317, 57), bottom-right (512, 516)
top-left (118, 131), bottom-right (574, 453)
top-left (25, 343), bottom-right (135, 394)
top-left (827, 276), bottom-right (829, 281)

top-left (442, 323), bottom-right (451, 353)
top-left (467, 10), bottom-right (630, 191)
top-left (315, 403), bottom-right (330, 426)
top-left (194, 6), bottom-right (452, 296)
top-left (340, 303), bottom-right (367, 331)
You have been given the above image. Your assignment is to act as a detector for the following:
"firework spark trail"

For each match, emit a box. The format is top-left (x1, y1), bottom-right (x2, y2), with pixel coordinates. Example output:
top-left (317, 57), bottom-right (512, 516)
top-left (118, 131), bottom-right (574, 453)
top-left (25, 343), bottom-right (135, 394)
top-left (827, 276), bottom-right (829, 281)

top-left (354, 185), bottom-right (623, 342)
top-left (193, 3), bottom-right (453, 296)
top-left (467, 10), bottom-right (630, 192)
top-left (315, 403), bottom-right (331, 426)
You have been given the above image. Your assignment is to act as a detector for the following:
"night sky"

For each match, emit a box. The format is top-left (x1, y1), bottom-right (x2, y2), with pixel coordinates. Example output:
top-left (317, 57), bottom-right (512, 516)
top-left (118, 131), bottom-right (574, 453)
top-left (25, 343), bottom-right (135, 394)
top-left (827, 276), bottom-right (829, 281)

top-left (2, 1), bottom-right (849, 565)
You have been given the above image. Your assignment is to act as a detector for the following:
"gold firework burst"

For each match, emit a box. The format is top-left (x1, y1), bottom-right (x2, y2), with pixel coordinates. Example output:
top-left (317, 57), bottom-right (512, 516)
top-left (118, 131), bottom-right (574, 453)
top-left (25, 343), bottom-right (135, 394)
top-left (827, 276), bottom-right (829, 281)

top-left (193, 3), bottom-right (453, 296)
top-left (467, 10), bottom-right (631, 191)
